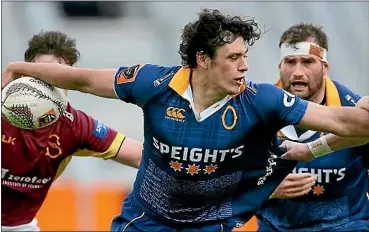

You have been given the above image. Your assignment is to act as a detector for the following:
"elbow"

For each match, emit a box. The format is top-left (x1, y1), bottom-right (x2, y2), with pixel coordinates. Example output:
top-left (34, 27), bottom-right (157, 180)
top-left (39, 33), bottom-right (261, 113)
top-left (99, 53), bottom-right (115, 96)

top-left (134, 156), bottom-right (142, 169)
top-left (134, 160), bottom-right (141, 169)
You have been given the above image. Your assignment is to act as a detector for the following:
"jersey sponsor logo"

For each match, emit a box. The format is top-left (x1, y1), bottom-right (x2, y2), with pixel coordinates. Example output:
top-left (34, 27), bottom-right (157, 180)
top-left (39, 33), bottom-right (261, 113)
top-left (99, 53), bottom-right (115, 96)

top-left (1, 168), bottom-right (52, 189)
top-left (2, 134), bottom-right (16, 145)
top-left (165, 107), bottom-right (185, 122)
top-left (45, 134), bottom-right (63, 158)
top-left (221, 105), bottom-right (238, 130)
top-left (293, 167), bottom-right (346, 183)
top-left (116, 64), bottom-right (141, 84)
top-left (283, 90), bottom-right (296, 107)
top-left (93, 120), bottom-right (109, 139)
top-left (153, 137), bottom-right (244, 163)
top-left (293, 167), bottom-right (346, 196)
top-left (153, 72), bottom-right (174, 87)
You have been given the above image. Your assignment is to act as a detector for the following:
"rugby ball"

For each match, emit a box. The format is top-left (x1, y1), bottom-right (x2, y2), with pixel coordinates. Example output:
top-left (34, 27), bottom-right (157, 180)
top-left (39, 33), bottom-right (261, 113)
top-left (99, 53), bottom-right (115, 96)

top-left (1, 76), bottom-right (68, 130)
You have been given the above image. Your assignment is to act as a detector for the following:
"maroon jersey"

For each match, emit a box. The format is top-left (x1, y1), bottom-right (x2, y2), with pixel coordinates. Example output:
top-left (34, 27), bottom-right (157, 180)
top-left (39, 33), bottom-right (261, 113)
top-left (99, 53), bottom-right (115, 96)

top-left (1, 103), bottom-right (125, 226)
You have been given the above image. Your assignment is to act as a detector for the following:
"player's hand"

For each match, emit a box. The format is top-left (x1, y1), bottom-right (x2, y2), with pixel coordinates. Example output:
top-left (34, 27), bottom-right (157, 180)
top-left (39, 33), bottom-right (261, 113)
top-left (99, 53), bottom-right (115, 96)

top-left (357, 96), bottom-right (369, 111)
top-left (1, 62), bottom-right (22, 89)
top-left (270, 173), bottom-right (317, 199)
top-left (280, 140), bottom-right (314, 162)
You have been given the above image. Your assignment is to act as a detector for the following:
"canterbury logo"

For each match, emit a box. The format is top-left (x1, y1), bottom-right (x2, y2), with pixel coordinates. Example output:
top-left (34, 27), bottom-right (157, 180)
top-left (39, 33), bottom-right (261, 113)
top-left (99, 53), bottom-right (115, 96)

top-left (165, 107), bottom-right (185, 122)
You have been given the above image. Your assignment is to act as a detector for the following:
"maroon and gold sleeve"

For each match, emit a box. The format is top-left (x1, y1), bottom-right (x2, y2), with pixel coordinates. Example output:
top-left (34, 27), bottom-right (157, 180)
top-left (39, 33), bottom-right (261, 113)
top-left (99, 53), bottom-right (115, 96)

top-left (70, 107), bottom-right (125, 159)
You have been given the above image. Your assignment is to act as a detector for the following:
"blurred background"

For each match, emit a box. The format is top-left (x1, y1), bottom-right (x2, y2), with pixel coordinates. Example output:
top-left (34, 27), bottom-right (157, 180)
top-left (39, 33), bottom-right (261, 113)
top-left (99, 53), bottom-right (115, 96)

top-left (2, 1), bottom-right (369, 230)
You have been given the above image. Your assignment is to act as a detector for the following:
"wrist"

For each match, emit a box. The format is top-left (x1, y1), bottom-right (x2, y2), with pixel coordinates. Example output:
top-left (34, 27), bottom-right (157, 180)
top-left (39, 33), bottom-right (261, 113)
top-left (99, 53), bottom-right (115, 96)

top-left (307, 137), bottom-right (333, 158)
top-left (9, 61), bottom-right (27, 76)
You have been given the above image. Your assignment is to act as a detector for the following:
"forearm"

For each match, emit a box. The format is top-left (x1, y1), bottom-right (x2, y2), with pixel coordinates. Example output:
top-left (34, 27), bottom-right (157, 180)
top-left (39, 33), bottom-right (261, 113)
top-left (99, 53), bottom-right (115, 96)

top-left (113, 137), bottom-right (143, 168)
top-left (8, 61), bottom-right (117, 98)
top-left (9, 61), bottom-right (90, 90)
top-left (324, 134), bottom-right (369, 151)
top-left (334, 106), bottom-right (369, 138)
top-left (308, 134), bottom-right (369, 158)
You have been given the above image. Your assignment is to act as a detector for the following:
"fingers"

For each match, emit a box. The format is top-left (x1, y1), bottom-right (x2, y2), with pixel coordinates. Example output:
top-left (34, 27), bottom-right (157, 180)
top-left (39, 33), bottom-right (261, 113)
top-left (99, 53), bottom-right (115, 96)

top-left (284, 179), bottom-right (316, 193)
top-left (273, 174), bottom-right (316, 199)
top-left (285, 173), bottom-right (313, 180)
top-left (279, 140), bottom-right (290, 149)
top-left (282, 186), bottom-right (312, 198)
top-left (283, 174), bottom-right (317, 188)
top-left (281, 148), bottom-right (313, 162)
top-left (280, 153), bottom-right (291, 160)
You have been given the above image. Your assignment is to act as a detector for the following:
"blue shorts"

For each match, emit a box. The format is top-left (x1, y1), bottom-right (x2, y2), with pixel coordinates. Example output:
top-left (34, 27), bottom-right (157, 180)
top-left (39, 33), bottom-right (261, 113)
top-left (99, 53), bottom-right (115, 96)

top-left (111, 196), bottom-right (237, 232)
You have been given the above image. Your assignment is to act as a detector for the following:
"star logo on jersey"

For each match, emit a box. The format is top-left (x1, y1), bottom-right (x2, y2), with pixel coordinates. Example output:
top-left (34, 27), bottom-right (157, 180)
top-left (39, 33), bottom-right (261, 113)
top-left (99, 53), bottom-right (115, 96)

top-left (186, 164), bottom-right (200, 176)
top-left (203, 164), bottom-right (218, 175)
top-left (169, 160), bottom-right (183, 172)
top-left (313, 184), bottom-right (325, 196)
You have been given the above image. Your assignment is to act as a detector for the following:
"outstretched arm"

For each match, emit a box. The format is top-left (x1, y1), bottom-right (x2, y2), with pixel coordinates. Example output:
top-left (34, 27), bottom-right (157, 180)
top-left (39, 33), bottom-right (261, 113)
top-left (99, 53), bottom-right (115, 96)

top-left (319, 134), bottom-right (368, 152)
top-left (298, 96), bottom-right (369, 138)
top-left (281, 134), bottom-right (369, 161)
top-left (2, 61), bottom-right (117, 98)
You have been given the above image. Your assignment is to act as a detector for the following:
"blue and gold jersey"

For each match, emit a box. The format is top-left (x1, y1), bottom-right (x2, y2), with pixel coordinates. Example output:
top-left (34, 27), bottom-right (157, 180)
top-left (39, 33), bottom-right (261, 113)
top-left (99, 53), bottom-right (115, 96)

top-left (113, 64), bottom-right (308, 226)
top-left (257, 77), bottom-right (369, 231)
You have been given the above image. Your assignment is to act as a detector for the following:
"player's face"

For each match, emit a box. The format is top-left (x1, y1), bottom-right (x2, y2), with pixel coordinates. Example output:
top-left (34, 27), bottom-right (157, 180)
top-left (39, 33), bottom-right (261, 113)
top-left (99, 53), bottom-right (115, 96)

top-left (279, 54), bottom-right (328, 100)
top-left (33, 54), bottom-right (69, 95)
top-left (209, 36), bottom-right (248, 95)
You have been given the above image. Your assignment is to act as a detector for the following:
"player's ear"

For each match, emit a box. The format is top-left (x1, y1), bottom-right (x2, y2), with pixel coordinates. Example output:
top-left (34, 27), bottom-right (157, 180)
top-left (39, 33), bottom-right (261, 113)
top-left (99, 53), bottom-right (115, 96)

top-left (196, 51), bottom-right (210, 69)
top-left (322, 61), bottom-right (329, 76)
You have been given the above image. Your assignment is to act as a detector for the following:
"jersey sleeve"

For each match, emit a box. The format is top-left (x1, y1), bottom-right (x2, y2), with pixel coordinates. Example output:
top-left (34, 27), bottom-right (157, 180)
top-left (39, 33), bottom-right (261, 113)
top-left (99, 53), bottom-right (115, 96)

top-left (250, 83), bottom-right (309, 126)
top-left (70, 109), bottom-right (125, 159)
top-left (113, 64), bottom-right (180, 107)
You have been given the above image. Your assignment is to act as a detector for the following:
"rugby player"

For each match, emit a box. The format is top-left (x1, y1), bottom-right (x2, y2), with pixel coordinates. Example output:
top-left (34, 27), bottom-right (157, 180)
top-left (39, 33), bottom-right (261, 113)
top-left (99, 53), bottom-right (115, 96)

top-left (1, 30), bottom-right (143, 231)
top-left (256, 23), bottom-right (369, 231)
top-left (2, 10), bottom-right (369, 231)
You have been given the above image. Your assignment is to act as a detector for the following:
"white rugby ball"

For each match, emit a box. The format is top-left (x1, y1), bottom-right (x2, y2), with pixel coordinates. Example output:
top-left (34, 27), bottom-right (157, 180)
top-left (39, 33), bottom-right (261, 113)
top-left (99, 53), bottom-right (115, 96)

top-left (1, 76), bottom-right (68, 130)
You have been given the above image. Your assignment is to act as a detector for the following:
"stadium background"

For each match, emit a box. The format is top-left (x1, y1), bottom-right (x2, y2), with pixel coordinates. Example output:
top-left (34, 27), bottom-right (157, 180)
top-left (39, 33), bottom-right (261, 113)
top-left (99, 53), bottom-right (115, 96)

top-left (2, 1), bottom-right (369, 230)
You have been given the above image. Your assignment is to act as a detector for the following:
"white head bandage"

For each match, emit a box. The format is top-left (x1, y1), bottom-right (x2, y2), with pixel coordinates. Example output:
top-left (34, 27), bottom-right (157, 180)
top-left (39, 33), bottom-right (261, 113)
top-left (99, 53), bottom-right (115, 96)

top-left (280, 42), bottom-right (327, 62)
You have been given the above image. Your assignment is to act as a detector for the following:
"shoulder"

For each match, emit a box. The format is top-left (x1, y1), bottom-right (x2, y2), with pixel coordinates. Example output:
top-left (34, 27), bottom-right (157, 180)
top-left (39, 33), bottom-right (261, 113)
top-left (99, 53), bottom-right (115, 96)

top-left (332, 80), bottom-right (361, 105)
top-left (59, 103), bottom-right (77, 125)
top-left (241, 81), bottom-right (289, 104)
top-left (116, 64), bottom-right (181, 87)
top-left (60, 103), bottom-right (100, 132)
top-left (114, 64), bottom-right (181, 106)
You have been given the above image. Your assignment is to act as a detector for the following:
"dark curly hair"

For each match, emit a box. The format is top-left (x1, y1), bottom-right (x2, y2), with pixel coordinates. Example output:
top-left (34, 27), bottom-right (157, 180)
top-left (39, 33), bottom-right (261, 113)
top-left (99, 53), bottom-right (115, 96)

top-left (24, 30), bottom-right (80, 65)
top-left (279, 23), bottom-right (328, 50)
top-left (179, 9), bottom-right (261, 69)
